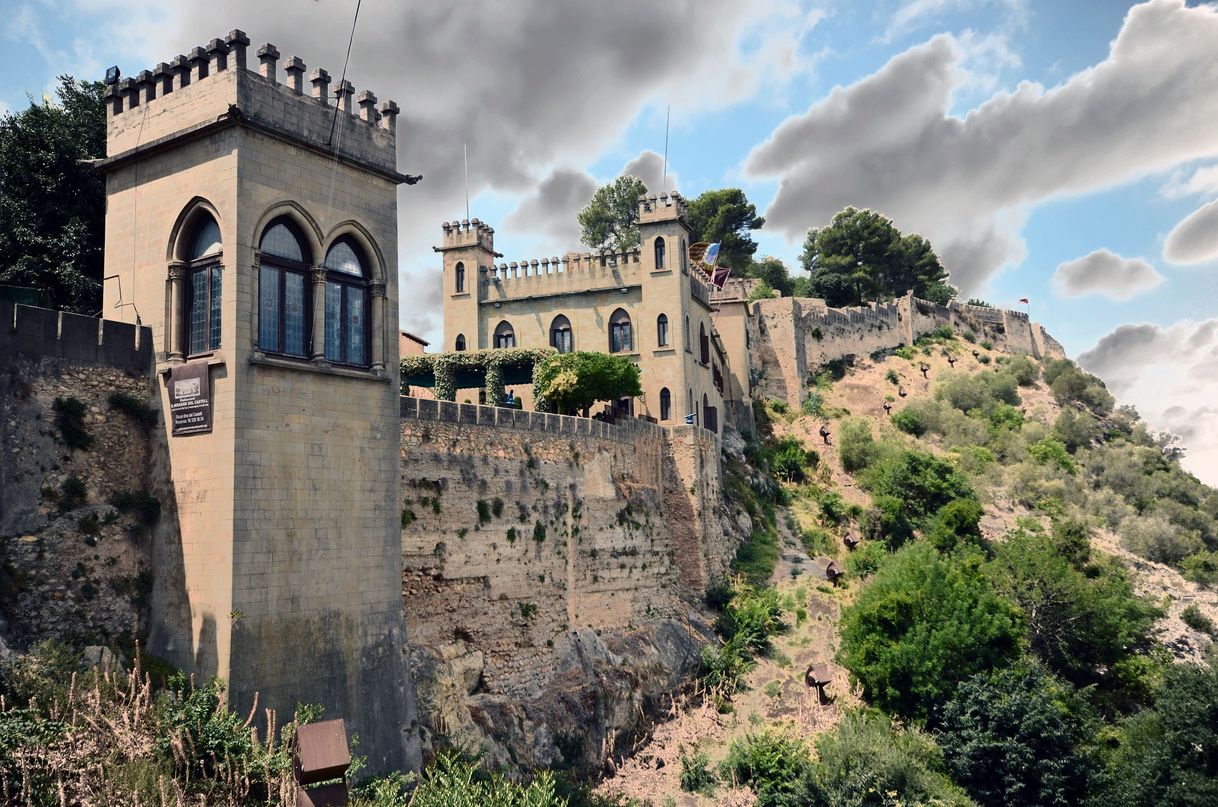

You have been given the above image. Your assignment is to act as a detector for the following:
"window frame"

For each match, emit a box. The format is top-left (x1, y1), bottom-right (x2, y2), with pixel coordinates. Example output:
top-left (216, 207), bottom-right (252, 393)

top-left (654, 236), bottom-right (666, 269)
top-left (659, 387), bottom-right (671, 421)
top-left (184, 216), bottom-right (222, 358)
top-left (257, 217), bottom-right (313, 359)
top-left (455, 333), bottom-right (467, 351)
top-left (656, 313), bottom-right (669, 348)
top-left (494, 320), bottom-right (516, 349)
top-left (455, 261), bottom-right (466, 293)
top-left (323, 236), bottom-right (372, 368)
top-left (550, 314), bottom-right (573, 353)
top-left (609, 308), bottom-right (633, 353)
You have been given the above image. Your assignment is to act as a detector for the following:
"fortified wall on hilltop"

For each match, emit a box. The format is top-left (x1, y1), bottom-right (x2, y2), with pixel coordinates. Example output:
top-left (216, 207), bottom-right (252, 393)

top-left (747, 289), bottom-right (1066, 406)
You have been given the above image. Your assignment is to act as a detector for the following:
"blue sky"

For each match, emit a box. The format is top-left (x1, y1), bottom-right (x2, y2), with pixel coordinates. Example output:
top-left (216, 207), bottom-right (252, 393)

top-left (4, 0), bottom-right (1216, 481)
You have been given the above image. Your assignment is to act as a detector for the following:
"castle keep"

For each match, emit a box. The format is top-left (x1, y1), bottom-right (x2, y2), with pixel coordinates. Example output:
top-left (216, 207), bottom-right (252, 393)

top-left (98, 31), bottom-right (420, 771)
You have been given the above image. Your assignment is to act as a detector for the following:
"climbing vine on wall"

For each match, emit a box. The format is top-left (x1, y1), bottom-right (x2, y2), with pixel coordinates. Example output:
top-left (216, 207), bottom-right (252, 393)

top-left (401, 347), bottom-right (556, 403)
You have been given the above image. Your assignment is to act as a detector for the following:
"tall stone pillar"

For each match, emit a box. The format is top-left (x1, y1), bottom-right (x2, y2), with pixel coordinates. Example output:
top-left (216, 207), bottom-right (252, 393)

top-left (311, 266), bottom-right (327, 362)
top-left (167, 261), bottom-right (187, 362)
top-left (370, 279), bottom-right (386, 371)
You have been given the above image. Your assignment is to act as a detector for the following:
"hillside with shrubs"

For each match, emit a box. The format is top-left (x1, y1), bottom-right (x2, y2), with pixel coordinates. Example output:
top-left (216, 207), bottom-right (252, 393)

top-left (4, 328), bottom-right (1217, 805)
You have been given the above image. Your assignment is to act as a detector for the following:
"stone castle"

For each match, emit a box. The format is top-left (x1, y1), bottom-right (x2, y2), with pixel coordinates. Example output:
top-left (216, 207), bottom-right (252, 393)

top-left (0, 30), bottom-right (1064, 773)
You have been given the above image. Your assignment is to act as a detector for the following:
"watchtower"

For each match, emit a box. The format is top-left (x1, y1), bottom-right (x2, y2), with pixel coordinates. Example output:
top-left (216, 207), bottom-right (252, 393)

top-left (437, 219), bottom-right (498, 351)
top-left (98, 31), bottom-right (421, 772)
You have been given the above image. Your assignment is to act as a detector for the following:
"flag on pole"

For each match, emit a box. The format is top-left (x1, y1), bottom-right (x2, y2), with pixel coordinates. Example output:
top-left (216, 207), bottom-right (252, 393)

top-left (1018, 297), bottom-right (1029, 304)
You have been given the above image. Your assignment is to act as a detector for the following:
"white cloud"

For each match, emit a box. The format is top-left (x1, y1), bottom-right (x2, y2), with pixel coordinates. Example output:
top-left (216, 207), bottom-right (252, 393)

top-left (883, 0), bottom-right (1027, 42)
top-left (1051, 248), bottom-right (1163, 301)
top-left (1160, 163), bottom-right (1218, 199)
top-left (747, 0), bottom-right (1218, 295)
top-left (1163, 199), bottom-right (1218, 266)
top-left (1078, 319), bottom-right (1218, 484)
top-left (149, 0), bottom-right (824, 345)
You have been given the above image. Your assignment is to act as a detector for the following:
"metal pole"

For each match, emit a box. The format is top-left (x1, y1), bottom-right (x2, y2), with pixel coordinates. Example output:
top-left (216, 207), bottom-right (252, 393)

top-left (662, 105), bottom-right (670, 189)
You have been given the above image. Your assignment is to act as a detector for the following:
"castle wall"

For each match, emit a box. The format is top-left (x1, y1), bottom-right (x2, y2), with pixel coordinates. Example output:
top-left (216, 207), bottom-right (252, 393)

top-left (753, 292), bottom-right (1066, 406)
top-left (0, 304), bottom-right (160, 654)
top-left (398, 397), bottom-right (726, 701)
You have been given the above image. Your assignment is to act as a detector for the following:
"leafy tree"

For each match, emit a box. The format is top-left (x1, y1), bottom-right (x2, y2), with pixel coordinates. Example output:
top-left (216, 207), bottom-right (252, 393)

top-left (863, 494), bottom-right (915, 549)
top-left (807, 709), bottom-right (973, 807)
top-left (936, 371), bottom-right (1021, 414)
top-left (925, 498), bottom-right (984, 553)
top-left (1092, 663), bottom-right (1218, 807)
top-left (838, 418), bottom-right (881, 473)
top-left (939, 659), bottom-right (1099, 807)
top-left (0, 76), bottom-right (105, 312)
top-left (577, 176), bottom-right (648, 250)
top-left (742, 256), bottom-right (794, 296)
top-left (838, 542), bottom-right (1023, 721)
top-left (861, 449), bottom-right (975, 522)
top-left (986, 529), bottom-right (1159, 693)
top-left (798, 207), bottom-right (954, 307)
top-left (533, 352), bottom-right (641, 415)
top-left (685, 188), bottom-right (765, 270)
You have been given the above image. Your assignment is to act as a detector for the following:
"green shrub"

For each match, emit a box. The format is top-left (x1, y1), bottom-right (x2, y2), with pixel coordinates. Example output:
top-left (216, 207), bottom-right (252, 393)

top-left (838, 418), bottom-right (880, 472)
top-left (936, 371), bottom-right (1020, 413)
top-left (894, 345), bottom-right (916, 360)
top-left (925, 498), bottom-right (984, 553)
top-left (59, 476), bottom-right (87, 511)
top-left (885, 368), bottom-right (900, 384)
top-left (678, 750), bottom-right (718, 795)
top-left (812, 488), bottom-right (847, 525)
top-left (1005, 354), bottom-right (1039, 386)
top-left (108, 392), bottom-right (158, 433)
top-left (800, 527), bottom-right (833, 556)
top-left (939, 660), bottom-right (1098, 806)
top-left (1028, 436), bottom-right (1077, 474)
top-left (1119, 512), bottom-right (1202, 565)
top-left (861, 449), bottom-right (975, 522)
top-left (109, 490), bottom-right (161, 525)
top-left (806, 709), bottom-right (971, 806)
top-left (980, 339), bottom-right (994, 351)
top-left (702, 580), bottom-right (785, 693)
top-left (1181, 551), bottom-right (1218, 587)
top-left (721, 729), bottom-right (814, 807)
top-left (1181, 604), bottom-right (1215, 636)
top-left (891, 408), bottom-right (927, 437)
top-left (1044, 359), bottom-right (1115, 414)
top-left (402, 752), bottom-right (566, 807)
top-left (838, 543), bottom-right (1022, 721)
top-left (862, 494), bottom-right (915, 549)
top-left (800, 392), bottom-right (824, 416)
top-left (771, 437), bottom-right (817, 483)
top-left (1091, 664), bottom-right (1218, 806)
top-left (844, 540), bottom-right (886, 578)
top-left (52, 396), bottom-right (92, 450)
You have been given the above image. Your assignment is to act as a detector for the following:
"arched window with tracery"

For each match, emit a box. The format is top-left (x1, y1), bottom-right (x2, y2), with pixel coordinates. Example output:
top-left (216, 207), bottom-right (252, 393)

top-left (657, 313), bottom-right (669, 347)
top-left (550, 315), bottom-right (573, 353)
top-left (654, 236), bottom-right (666, 269)
top-left (455, 334), bottom-right (466, 351)
top-left (609, 308), bottom-right (632, 353)
top-left (323, 239), bottom-right (370, 366)
top-left (660, 388), bottom-right (672, 421)
top-left (494, 320), bottom-right (516, 349)
top-left (455, 261), bottom-right (465, 293)
top-left (186, 214), bottom-right (222, 356)
top-left (258, 219), bottom-right (311, 357)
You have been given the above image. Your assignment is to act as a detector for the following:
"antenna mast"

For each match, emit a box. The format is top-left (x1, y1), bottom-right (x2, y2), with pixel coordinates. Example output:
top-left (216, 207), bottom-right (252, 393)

top-left (662, 105), bottom-right (670, 190)
top-left (464, 143), bottom-right (470, 221)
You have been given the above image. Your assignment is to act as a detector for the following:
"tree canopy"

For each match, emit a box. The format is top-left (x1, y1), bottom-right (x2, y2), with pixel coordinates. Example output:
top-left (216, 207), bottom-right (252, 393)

top-left (837, 542), bottom-right (1023, 721)
top-left (799, 207), bottom-right (955, 307)
top-left (685, 188), bottom-right (765, 270)
top-left (533, 351), bottom-right (642, 415)
top-left (577, 176), bottom-right (648, 250)
top-left (0, 76), bottom-right (106, 312)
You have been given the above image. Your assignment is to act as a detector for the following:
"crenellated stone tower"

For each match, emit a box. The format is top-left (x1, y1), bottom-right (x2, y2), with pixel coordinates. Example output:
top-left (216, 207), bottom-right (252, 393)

top-left (98, 30), bottom-right (421, 772)
top-left (437, 219), bottom-right (498, 351)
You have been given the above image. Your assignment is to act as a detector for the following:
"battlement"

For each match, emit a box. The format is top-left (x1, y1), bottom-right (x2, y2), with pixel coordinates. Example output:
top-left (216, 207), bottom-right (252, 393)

top-left (2, 302), bottom-right (152, 372)
top-left (481, 247), bottom-right (643, 303)
top-left (491, 247), bottom-right (641, 282)
top-left (101, 30), bottom-right (407, 180)
top-left (439, 218), bottom-right (496, 252)
top-left (638, 191), bottom-right (688, 224)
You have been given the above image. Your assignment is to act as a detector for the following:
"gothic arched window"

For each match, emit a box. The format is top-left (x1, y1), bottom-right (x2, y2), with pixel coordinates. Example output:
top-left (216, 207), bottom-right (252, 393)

top-left (258, 219), bottom-right (310, 357)
top-left (657, 313), bottom-right (669, 347)
top-left (494, 320), bottom-right (516, 349)
top-left (455, 333), bottom-right (466, 351)
top-left (455, 261), bottom-right (465, 293)
top-left (660, 388), bottom-right (671, 421)
top-left (324, 239), bottom-right (370, 367)
top-left (654, 236), bottom-right (666, 269)
top-left (609, 308), bottom-right (632, 353)
top-left (680, 237), bottom-right (687, 273)
top-left (550, 314), bottom-right (573, 353)
top-left (186, 214), bottom-right (222, 356)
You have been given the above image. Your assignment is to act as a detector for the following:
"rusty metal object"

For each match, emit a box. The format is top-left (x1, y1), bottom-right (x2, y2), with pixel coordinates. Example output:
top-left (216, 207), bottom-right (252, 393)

top-left (294, 718), bottom-right (351, 806)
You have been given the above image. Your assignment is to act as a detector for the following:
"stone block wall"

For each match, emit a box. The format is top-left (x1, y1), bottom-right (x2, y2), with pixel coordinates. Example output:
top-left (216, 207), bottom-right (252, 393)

top-left (754, 292), bottom-right (1066, 406)
top-left (399, 397), bottom-right (710, 700)
top-left (0, 304), bottom-right (160, 656)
